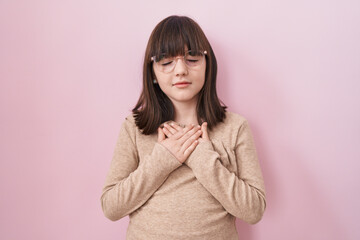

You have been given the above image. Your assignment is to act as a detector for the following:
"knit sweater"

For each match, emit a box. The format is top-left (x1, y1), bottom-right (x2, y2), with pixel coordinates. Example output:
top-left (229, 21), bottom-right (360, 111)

top-left (101, 111), bottom-right (266, 240)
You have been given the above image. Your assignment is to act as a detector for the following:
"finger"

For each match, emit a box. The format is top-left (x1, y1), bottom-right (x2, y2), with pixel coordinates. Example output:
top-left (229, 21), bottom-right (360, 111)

top-left (201, 122), bottom-right (210, 140)
top-left (157, 127), bottom-right (165, 142)
top-left (170, 122), bottom-right (183, 132)
top-left (181, 129), bottom-right (202, 151)
top-left (164, 123), bottom-right (178, 135)
top-left (173, 123), bottom-right (195, 140)
top-left (183, 139), bottom-right (199, 158)
top-left (162, 126), bottom-right (173, 138)
top-left (179, 125), bottom-right (201, 144)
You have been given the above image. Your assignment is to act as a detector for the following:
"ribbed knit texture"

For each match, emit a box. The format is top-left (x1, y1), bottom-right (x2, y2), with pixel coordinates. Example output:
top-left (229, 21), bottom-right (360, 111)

top-left (101, 112), bottom-right (266, 240)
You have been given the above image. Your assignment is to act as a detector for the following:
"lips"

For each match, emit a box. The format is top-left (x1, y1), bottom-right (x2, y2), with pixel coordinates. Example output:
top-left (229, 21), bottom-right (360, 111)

top-left (173, 81), bottom-right (191, 87)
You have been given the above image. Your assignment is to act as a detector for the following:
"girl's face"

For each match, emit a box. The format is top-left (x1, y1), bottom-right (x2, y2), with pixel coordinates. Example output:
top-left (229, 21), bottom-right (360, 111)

top-left (153, 48), bottom-right (206, 105)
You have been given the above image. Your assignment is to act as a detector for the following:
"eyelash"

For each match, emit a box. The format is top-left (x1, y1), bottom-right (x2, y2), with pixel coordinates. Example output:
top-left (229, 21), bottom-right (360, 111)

top-left (160, 59), bottom-right (198, 66)
top-left (161, 62), bottom-right (172, 66)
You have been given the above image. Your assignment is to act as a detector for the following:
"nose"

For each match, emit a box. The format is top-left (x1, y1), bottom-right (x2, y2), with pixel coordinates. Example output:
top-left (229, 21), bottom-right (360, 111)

top-left (174, 57), bottom-right (188, 76)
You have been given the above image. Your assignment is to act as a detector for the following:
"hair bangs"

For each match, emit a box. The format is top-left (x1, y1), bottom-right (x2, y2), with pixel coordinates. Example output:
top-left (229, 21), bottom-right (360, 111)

top-left (151, 17), bottom-right (205, 60)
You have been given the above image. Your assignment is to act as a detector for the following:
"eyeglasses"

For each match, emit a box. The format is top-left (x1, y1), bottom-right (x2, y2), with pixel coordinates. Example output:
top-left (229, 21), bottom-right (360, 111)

top-left (151, 50), bottom-right (207, 73)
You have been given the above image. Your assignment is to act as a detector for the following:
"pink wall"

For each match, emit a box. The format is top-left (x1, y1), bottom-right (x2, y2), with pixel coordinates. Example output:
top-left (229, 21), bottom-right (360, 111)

top-left (1, 1), bottom-right (359, 239)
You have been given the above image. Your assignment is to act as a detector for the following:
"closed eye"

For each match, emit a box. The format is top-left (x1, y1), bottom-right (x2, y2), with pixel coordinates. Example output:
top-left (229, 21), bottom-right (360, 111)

top-left (161, 61), bottom-right (173, 66)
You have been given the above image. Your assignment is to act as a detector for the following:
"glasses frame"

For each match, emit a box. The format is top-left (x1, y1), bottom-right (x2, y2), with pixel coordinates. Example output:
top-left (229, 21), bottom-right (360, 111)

top-left (151, 50), bottom-right (207, 73)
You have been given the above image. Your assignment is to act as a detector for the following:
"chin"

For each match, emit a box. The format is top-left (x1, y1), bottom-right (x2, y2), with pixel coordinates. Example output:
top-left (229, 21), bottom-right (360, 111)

top-left (172, 95), bottom-right (199, 103)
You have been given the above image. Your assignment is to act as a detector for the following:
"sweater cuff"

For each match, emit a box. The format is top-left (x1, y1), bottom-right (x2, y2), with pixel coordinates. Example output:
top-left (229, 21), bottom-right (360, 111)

top-left (149, 142), bottom-right (182, 174)
top-left (185, 140), bottom-right (216, 168)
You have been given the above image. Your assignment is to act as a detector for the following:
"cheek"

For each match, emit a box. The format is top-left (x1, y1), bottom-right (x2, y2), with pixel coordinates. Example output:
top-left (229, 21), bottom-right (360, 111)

top-left (156, 75), bottom-right (169, 87)
top-left (154, 74), bottom-right (171, 94)
top-left (153, 68), bottom-right (167, 85)
top-left (197, 67), bottom-right (206, 87)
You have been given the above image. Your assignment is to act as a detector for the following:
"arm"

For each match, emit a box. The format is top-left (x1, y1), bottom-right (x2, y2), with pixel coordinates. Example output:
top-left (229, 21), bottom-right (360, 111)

top-left (100, 119), bottom-right (182, 221)
top-left (184, 120), bottom-right (266, 224)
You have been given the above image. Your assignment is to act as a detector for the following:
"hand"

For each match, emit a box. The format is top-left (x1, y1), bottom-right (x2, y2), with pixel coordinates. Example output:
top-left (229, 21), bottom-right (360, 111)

top-left (158, 123), bottom-right (202, 164)
top-left (198, 122), bottom-right (210, 143)
top-left (162, 122), bottom-right (210, 143)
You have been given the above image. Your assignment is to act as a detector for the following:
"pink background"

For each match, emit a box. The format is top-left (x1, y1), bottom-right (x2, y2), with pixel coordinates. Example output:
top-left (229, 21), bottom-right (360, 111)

top-left (1, 1), bottom-right (359, 239)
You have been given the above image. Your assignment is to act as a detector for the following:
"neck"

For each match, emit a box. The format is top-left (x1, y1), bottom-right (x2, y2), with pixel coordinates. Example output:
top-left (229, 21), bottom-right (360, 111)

top-left (172, 99), bottom-right (199, 126)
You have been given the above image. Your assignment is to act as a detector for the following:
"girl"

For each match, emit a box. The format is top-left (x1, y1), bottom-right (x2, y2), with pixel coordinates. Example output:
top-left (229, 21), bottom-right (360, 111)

top-left (101, 15), bottom-right (266, 240)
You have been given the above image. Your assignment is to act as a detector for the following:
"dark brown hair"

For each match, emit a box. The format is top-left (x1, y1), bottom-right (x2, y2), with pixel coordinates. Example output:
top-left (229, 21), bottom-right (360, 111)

top-left (133, 15), bottom-right (226, 135)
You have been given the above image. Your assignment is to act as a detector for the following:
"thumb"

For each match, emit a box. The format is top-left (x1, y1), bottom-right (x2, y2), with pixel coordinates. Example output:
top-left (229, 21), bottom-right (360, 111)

top-left (201, 122), bottom-right (209, 140)
top-left (157, 127), bottom-right (165, 142)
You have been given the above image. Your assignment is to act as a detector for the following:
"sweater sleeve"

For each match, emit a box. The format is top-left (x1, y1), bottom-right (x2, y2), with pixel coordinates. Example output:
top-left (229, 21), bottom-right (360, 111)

top-left (100, 118), bottom-right (182, 221)
top-left (184, 120), bottom-right (266, 224)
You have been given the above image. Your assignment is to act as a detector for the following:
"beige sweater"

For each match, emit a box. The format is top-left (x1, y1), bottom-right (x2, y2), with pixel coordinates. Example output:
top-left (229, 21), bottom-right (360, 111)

top-left (101, 111), bottom-right (266, 240)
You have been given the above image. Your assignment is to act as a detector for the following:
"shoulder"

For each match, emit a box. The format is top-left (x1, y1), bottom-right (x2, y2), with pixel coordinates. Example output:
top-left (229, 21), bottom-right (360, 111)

top-left (223, 111), bottom-right (248, 127)
top-left (124, 113), bottom-right (136, 125)
top-left (209, 111), bottom-right (249, 145)
top-left (117, 113), bottom-right (139, 140)
top-left (223, 111), bottom-right (254, 137)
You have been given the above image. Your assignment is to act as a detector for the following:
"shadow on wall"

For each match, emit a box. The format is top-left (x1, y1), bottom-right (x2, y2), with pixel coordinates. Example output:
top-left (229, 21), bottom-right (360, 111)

top-left (233, 96), bottom-right (347, 240)
top-left (269, 146), bottom-right (346, 240)
top-left (213, 39), bottom-right (270, 240)
top-left (236, 219), bottom-right (254, 239)
top-left (214, 45), bottom-right (347, 239)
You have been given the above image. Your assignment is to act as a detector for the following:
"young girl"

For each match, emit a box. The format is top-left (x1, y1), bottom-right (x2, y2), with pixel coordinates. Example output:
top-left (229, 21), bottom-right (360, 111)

top-left (101, 15), bottom-right (266, 239)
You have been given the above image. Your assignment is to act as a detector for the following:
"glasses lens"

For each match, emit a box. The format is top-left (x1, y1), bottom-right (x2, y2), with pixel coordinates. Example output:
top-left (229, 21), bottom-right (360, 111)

top-left (185, 51), bottom-right (204, 67)
top-left (154, 55), bottom-right (175, 73)
top-left (153, 50), bottom-right (205, 73)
